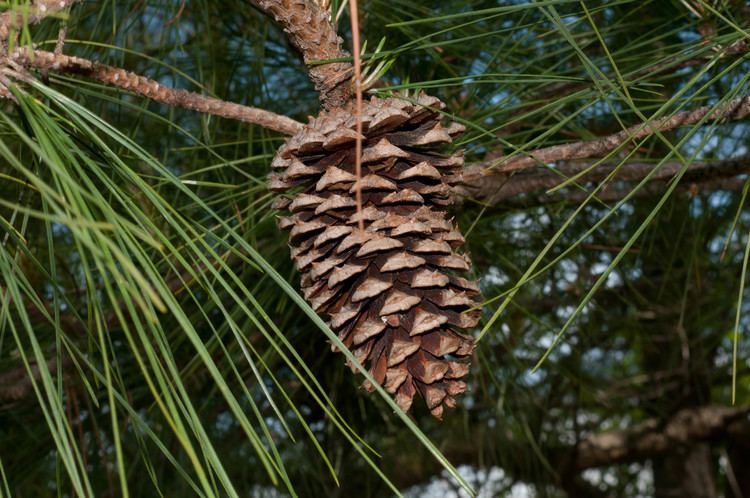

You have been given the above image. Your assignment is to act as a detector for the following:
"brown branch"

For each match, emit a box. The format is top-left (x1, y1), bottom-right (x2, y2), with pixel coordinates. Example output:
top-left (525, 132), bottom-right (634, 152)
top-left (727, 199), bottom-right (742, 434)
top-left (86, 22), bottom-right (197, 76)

top-left (390, 404), bottom-right (750, 489)
top-left (250, 0), bottom-right (352, 109)
top-left (7, 48), bottom-right (304, 135)
top-left (506, 175), bottom-right (745, 209)
top-left (462, 154), bottom-right (750, 206)
top-left (573, 405), bottom-right (750, 469)
top-left (0, 1), bottom-right (303, 133)
top-left (0, 0), bottom-right (79, 40)
top-left (485, 96), bottom-right (750, 172)
top-left (454, 96), bottom-right (750, 204)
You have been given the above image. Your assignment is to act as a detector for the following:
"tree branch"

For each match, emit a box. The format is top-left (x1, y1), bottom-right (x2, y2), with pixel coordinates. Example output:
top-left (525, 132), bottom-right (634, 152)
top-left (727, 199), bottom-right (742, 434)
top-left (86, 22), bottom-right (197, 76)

top-left (487, 96), bottom-right (750, 172)
top-left (0, 0), bottom-right (79, 40)
top-left (6, 48), bottom-right (304, 135)
top-left (573, 405), bottom-right (750, 469)
top-left (0, 2), bottom-right (303, 134)
top-left (461, 154), bottom-right (750, 206)
top-left (249, 0), bottom-right (352, 109)
top-left (455, 96), bottom-right (750, 204)
top-left (388, 404), bottom-right (750, 491)
top-left (503, 176), bottom-right (745, 209)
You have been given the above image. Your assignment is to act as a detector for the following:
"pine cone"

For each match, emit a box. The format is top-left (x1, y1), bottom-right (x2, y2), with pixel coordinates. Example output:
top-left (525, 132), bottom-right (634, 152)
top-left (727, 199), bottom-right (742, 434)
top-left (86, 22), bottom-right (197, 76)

top-left (269, 93), bottom-right (480, 418)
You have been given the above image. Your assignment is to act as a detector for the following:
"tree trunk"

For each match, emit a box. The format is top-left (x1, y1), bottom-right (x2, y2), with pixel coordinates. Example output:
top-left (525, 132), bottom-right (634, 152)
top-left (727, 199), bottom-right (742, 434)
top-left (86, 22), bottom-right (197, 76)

top-left (653, 443), bottom-right (717, 498)
top-left (726, 438), bottom-right (750, 498)
top-left (640, 247), bottom-right (718, 498)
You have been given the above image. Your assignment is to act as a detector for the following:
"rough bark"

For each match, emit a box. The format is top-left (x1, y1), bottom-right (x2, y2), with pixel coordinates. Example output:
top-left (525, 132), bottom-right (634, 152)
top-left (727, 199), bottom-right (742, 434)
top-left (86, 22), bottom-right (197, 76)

top-left (635, 251), bottom-right (719, 498)
top-left (249, 0), bottom-right (353, 109)
top-left (533, 176), bottom-right (743, 208)
top-left (0, 0), bottom-right (79, 39)
top-left (574, 405), bottom-right (748, 469)
top-left (6, 48), bottom-right (304, 135)
top-left (653, 443), bottom-right (717, 498)
top-left (480, 97), bottom-right (750, 173)
top-left (383, 405), bottom-right (750, 491)
top-left (476, 155), bottom-right (750, 203)
top-left (0, 1), bottom-right (303, 134)
top-left (726, 434), bottom-right (750, 498)
top-left (464, 155), bottom-right (750, 208)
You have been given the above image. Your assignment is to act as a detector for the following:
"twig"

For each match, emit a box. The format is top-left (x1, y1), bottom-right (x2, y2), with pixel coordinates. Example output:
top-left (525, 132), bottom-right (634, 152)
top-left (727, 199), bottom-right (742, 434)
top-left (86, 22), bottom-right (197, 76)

top-left (0, 0), bottom-right (79, 40)
top-left (486, 96), bottom-right (750, 172)
top-left (502, 176), bottom-right (746, 209)
top-left (0, 2), bottom-right (303, 134)
top-left (7, 48), bottom-right (304, 135)
top-left (459, 154), bottom-right (750, 206)
top-left (250, 0), bottom-right (353, 109)
top-left (350, 0), bottom-right (364, 232)
top-left (54, 23), bottom-right (67, 55)
top-left (500, 41), bottom-right (749, 136)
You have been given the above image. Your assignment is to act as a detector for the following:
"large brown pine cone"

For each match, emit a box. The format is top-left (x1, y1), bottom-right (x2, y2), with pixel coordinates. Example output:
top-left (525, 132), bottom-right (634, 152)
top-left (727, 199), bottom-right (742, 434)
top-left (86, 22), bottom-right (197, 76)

top-left (269, 93), bottom-right (480, 418)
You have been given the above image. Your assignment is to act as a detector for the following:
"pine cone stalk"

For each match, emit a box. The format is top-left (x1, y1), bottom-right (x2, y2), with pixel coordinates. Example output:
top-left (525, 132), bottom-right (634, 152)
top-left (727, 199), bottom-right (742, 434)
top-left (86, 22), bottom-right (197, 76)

top-left (269, 94), bottom-right (479, 418)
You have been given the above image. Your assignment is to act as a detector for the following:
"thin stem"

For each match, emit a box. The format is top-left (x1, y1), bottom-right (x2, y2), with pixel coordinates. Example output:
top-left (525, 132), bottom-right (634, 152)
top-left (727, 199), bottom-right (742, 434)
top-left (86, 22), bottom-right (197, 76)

top-left (350, 0), bottom-right (364, 233)
top-left (5, 49), bottom-right (304, 135)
